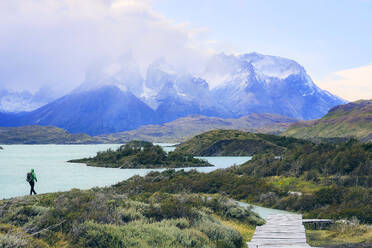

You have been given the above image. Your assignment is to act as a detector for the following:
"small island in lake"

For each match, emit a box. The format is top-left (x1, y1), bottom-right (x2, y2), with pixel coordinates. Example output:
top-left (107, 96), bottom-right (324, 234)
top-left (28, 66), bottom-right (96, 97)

top-left (68, 140), bottom-right (212, 168)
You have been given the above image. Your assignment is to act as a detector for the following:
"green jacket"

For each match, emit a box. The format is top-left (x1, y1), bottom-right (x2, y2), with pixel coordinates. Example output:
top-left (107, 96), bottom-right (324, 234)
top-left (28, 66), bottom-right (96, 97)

top-left (31, 169), bottom-right (37, 182)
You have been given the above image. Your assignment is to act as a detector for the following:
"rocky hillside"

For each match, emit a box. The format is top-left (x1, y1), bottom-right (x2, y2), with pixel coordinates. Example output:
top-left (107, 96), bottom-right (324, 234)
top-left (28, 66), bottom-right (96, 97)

top-left (283, 100), bottom-right (372, 142)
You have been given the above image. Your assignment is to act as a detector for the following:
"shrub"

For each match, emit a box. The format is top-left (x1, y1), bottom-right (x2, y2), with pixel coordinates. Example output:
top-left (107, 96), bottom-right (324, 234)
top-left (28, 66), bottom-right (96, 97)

top-left (0, 230), bottom-right (50, 248)
top-left (197, 219), bottom-right (243, 248)
top-left (0, 232), bottom-right (28, 248)
top-left (118, 207), bottom-right (145, 223)
top-left (78, 220), bottom-right (212, 248)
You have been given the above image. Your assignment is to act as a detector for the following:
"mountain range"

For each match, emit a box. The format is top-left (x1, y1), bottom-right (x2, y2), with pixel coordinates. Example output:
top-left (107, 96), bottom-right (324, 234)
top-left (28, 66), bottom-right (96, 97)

top-left (0, 52), bottom-right (346, 135)
top-left (0, 113), bottom-right (297, 144)
top-left (2, 99), bottom-right (370, 144)
top-left (283, 99), bottom-right (372, 142)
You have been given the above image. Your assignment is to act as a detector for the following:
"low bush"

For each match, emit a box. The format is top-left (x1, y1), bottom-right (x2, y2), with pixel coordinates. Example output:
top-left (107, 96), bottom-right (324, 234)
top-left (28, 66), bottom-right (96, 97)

top-left (197, 219), bottom-right (243, 248)
top-left (77, 220), bottom-right (213, 248)
top-left (0, 190), bottom-right (254, 247)
top-left (0, 228), bottom-right (50, 248)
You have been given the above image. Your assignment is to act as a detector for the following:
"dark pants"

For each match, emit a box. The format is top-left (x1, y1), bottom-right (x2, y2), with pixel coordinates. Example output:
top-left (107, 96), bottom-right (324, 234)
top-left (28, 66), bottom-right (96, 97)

top-left (29, 181), bottom-right (37, 195)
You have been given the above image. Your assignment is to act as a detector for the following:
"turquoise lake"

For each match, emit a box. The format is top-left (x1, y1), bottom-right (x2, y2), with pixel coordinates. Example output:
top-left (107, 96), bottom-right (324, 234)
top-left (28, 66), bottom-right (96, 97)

top-left (0, 144), bottom-right (251, 200)
top-left (0, 144), bottom-right (292, 218)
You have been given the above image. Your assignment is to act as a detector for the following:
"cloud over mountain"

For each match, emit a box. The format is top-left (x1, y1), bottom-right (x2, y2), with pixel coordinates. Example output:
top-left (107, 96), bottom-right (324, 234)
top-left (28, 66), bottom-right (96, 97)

top-left (0, 0), bottom-right (210, 94)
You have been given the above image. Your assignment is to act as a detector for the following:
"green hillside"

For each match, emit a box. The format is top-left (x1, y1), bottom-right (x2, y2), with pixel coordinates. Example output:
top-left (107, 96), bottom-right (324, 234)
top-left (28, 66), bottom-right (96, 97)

top-left (174, 129), bottom-right (309, 156)
top-left (283, 100), bottom-right (372, 142)
top-left (239, 139), bottom-right (372, 179)
top-left (115, 138), bottom-right (372, 224)
top-left (68, 140), bottom-right (211, 168)
top-left (97, 113), bottom-right (298, 143)
top-left (0, 125), bottom-right (97, 144)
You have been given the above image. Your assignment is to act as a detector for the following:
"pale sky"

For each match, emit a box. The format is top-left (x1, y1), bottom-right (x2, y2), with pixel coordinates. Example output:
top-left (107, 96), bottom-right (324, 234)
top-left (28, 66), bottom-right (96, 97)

top-left (0, 0), bottom-right (371, 101)
top-left (314, 64), bottom-right (372, 101)
top-left (153, 0), bottom-right (372, 101)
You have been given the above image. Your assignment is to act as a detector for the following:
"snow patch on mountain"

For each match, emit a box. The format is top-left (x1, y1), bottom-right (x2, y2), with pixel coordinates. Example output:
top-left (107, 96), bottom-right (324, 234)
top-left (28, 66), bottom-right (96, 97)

top-left (241, 53), bottom-right (303, 79)
top-left (0, 88), bottom-right (57, 112)
top-left (203, 53), bottom-right (253, 88)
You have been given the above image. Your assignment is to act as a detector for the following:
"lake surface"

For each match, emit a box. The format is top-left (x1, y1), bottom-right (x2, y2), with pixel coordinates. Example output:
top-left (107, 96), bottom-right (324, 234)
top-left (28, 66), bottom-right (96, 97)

top-left (238, 201), bottom-right (291, 220)
top-left (0, 144), bottom-right (251, 200)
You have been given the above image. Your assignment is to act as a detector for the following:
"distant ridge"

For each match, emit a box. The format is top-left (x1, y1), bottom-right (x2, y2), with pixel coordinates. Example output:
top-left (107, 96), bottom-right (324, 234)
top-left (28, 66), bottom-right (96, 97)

top-left (283, 99), bottom-right (372, 142)
top-left (0, 125), bottom-right (96, 144)
top-left (0, 113), bottom-right (297, 144)
top-left (97, 113), bottom-right (298, 143)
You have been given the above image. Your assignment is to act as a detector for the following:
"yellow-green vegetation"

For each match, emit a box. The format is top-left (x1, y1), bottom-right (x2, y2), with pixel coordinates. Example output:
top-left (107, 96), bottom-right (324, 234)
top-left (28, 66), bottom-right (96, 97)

top-left (284, 99), bottom-right (372, 143)
top-left (174, 129), bottom-right (308, 156)
top-left (68, 140), bottom-right (211, 168)
top-left (237, 139), bottom-right (371, 222)
top-left (0, 223), bottom-right (51, 248)
top-left (239, 139), bottom-right (372, 181)
top-left (0, 188), bottom-right (264, 248)
top-left (306, 220), bottom-right (372, 247)
top-left (215, 216), bottom-right (256, 247)
top-left (267, 176), bottom-right (323, 194)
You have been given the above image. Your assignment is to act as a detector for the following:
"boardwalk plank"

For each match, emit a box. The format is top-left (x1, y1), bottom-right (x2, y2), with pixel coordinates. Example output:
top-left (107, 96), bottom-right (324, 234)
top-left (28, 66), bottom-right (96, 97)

top-left (247, 214), bottom-right (314, 248)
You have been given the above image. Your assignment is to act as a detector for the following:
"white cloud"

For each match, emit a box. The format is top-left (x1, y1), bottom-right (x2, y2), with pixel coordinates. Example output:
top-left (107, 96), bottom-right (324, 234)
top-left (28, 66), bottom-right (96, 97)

top-left (315, 64), bottom-right (372, 101)
top-left (0, 0), bottom-right (211, 94)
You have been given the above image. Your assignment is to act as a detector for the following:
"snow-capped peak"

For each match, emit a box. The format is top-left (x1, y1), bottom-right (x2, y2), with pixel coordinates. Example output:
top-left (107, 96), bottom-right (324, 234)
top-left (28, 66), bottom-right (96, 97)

top-left (203, 53), bottom-right (254, 88)
top-left (241, 53), bottom-right (304, 79)
top-left (203, 52), bottom-right (307, 89)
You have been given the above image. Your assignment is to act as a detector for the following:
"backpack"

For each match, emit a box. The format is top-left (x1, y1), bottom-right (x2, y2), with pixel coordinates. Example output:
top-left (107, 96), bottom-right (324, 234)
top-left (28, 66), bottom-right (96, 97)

top-left (26, 172), bottom-right (33, 182)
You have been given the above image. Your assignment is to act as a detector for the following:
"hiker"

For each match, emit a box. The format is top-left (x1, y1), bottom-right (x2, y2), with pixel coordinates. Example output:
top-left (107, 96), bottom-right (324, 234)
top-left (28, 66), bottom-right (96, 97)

top-left (26, 169), bottom-right (37, 195)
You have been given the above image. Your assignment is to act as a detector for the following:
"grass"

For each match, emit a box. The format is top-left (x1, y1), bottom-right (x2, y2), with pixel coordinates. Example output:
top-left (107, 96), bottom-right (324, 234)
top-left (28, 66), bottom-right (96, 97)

top-left (306, 222), bottom-right (372, 247)
top-left (268, 176), bottom-right (323, 194)
top-left (0, 223), bottom-right (51, 248)
top-left (283, 100), bottom-right (372, 142)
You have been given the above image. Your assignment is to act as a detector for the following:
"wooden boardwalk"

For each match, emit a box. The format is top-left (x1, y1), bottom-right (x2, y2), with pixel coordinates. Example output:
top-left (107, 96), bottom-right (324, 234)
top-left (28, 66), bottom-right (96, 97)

top-left (247, 214), bottom-right (313, 248)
